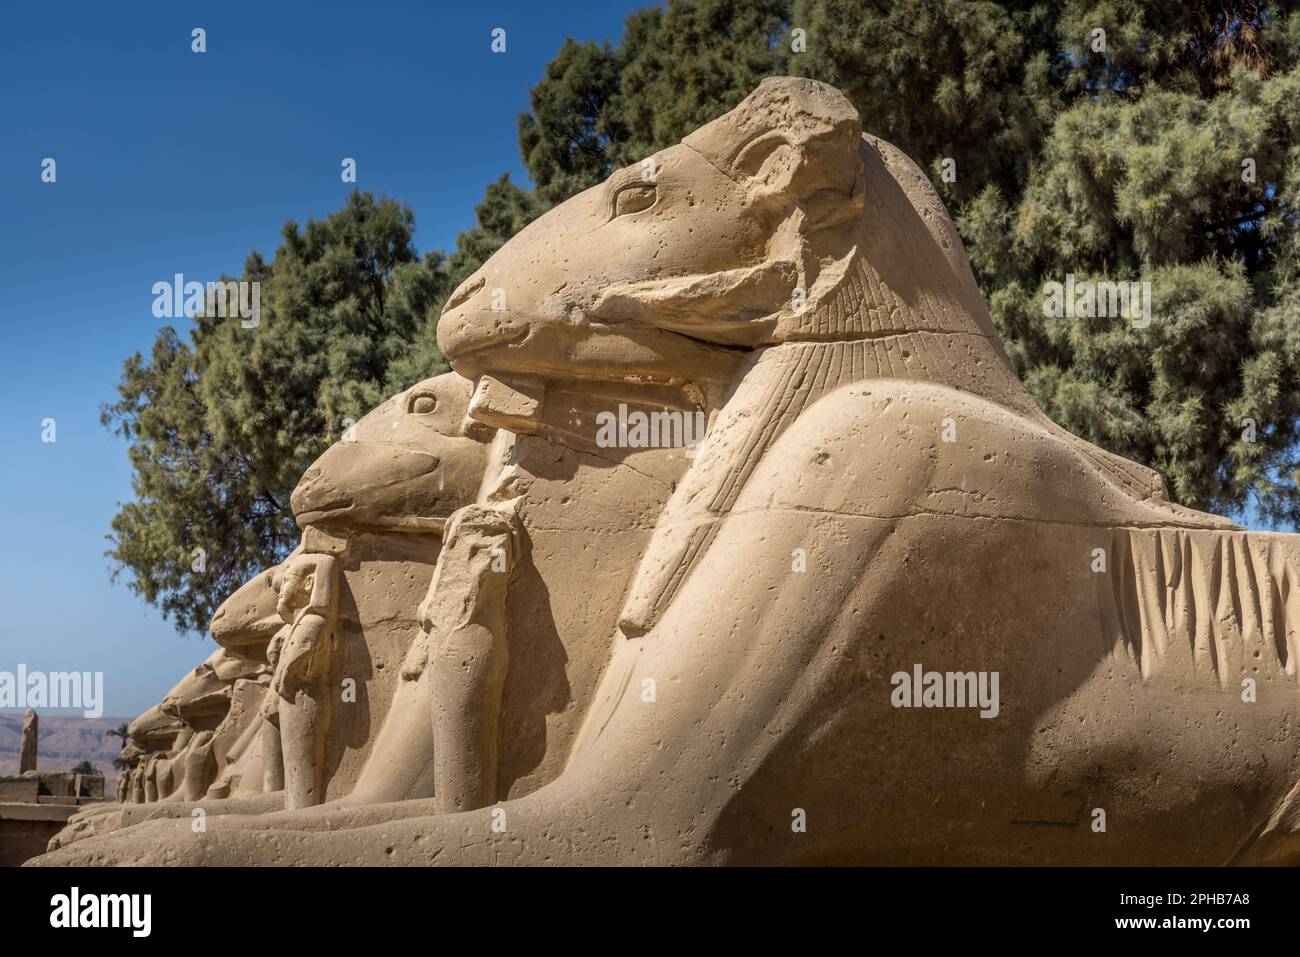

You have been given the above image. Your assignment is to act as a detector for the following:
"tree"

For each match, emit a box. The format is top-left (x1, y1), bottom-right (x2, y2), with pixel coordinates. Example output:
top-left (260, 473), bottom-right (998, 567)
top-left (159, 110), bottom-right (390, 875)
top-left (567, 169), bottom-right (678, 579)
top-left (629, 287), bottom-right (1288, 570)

top-left (951, 2), bottom-right (1300, 525)
top-left (963, 63), bottom-right (1300, 524)
top-left (71, 760), bottom-right (98, 776)
top-left (788, 0), bottom-right (1065, 205)
top-left (443, 174), bottom-right (548, 286)
top-left (104, 192), bottom-right (453, 632)
top-left (518, 0), bottom-right (789, 204)
top-left (104, 723), bottom-right (129, 747)
top-left (518, 39), bottom-right (623, 207)
top-left (105, 724), bottom-right (132, 771)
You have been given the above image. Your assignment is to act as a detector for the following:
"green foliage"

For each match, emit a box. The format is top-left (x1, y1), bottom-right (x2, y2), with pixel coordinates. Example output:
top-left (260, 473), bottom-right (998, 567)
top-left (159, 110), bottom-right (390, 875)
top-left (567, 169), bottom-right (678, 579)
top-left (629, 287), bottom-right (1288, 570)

top-left (518, 39), bottom-right (622, 206)
top-left (71, 760), bottom-right (98, 776)
top-left (518, 0), bottom-right (789, 204)
top-left (104, 192), bottom-right (453, 632)
top-left (443, 174), bottom-right (548, 284)
top-left (955, 9), bottom-right (1300, 526)
top-left (790, 0), bottom-right (1061, 203)
top-left (105, 724), bottom-right (131, 769)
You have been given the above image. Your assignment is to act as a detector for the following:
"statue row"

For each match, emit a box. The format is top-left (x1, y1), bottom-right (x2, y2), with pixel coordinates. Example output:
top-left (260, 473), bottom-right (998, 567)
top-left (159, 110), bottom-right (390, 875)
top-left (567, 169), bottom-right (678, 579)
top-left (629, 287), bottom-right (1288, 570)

top-left (44, 78), bottom-right (1300, 865)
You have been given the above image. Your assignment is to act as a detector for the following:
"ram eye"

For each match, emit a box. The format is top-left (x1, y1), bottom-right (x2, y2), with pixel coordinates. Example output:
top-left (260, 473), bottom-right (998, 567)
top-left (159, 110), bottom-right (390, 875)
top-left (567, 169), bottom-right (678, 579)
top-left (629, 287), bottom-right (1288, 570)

top-left (613, 184), bottom-right (657, 218)
top-left (407, 392), bottom-right (438, 415)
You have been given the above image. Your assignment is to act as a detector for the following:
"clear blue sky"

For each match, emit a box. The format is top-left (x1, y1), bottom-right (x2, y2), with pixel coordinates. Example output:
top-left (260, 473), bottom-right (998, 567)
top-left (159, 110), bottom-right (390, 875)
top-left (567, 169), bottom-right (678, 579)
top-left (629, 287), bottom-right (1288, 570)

top-left (0, 0), bottom-right (645, 717)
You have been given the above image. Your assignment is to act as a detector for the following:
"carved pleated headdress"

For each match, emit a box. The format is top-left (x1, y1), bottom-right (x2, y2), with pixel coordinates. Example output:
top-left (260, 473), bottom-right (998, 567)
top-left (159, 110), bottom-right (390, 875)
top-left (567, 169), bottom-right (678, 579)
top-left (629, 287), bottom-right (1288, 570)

top-left (619, 78), bottom-right (1169, 639)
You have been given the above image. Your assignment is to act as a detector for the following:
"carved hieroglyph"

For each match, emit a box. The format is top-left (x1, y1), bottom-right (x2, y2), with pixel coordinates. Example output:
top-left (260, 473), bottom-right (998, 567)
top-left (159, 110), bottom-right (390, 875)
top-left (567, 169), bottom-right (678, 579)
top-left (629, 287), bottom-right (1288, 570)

top-left (38, 78), bottom-right (1300, 866)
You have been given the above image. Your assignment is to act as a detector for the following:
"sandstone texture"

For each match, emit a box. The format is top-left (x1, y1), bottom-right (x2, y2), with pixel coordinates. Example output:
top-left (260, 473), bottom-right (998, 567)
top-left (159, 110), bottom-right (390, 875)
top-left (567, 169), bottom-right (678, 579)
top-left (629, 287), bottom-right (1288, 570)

top-left (37, 78), bottom-right (1300, 867)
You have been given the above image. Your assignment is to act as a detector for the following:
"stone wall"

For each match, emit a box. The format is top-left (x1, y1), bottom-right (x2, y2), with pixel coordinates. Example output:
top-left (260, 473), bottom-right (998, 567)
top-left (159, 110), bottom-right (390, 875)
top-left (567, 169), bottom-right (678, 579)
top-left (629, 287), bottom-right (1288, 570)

top-left (0, 771), bottom-right (106, 865)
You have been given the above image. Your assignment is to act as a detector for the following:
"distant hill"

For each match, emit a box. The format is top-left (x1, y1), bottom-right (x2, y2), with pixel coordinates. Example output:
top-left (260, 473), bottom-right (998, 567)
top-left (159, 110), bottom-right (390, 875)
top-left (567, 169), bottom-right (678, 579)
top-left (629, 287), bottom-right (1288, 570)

top-left (0, 712), bottom-right (132, 796)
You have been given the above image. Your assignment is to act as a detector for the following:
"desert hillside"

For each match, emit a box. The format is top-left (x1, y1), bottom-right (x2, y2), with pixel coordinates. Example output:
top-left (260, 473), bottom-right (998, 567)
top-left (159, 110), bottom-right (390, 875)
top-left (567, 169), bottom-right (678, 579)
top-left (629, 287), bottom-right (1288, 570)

top-left (0, 712), bottom-right (132, 795)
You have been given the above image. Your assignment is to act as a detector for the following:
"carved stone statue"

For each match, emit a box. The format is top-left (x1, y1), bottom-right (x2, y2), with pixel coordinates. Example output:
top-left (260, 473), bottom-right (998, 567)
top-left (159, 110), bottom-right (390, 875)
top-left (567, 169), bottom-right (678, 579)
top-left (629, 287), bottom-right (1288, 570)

top-left (45, 648), bottom-right (268, 848)
top-left (404, 502), bottom-right (521, 813)
top-left (37, 78), bottom-right (1300, 867)
top-left (160, 650), bottom-right (267, 802)
top-left (48, 371), bottom-right (495, 847)
top-left (269, 542), bottom-right (340, 809)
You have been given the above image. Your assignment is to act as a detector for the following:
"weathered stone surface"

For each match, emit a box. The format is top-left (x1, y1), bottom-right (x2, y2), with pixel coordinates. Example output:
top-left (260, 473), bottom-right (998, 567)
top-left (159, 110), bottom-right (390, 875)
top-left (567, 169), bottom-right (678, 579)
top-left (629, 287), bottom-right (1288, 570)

top-left (0, 776), bottom-right (39, 803)
top-left (1, 801), bottom-right (80, 867)
top-left (47, 371), bottom-right (496, 846)
top-left (33, 78), bottom-right (1300, 867)
top-left (19, 709), bottom-right (37, 772)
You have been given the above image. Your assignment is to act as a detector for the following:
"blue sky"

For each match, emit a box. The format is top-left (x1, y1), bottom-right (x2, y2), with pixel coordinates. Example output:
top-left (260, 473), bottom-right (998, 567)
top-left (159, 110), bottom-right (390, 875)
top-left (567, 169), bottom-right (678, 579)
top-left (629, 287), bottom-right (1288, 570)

top-left (0, 0), bottom-right (643, 717)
